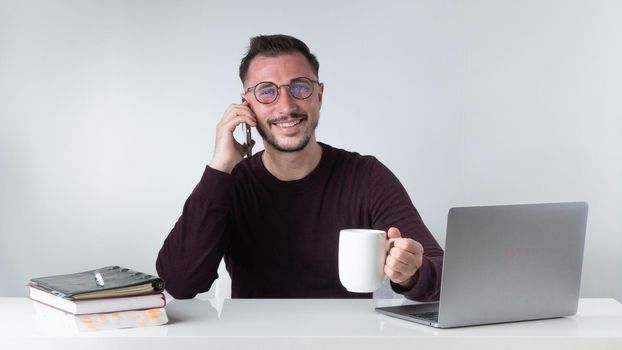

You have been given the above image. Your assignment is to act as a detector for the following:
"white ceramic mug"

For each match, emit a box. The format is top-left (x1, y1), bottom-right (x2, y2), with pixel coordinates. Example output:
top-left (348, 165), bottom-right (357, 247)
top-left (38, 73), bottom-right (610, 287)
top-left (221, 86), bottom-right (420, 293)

top-left (338, 229), bottom-right (393, 293)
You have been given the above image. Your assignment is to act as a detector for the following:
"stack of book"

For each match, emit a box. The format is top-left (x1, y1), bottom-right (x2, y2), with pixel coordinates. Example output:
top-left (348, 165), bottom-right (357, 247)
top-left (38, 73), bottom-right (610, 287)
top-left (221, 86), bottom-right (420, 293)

top-left (28, 266), bottom-right (168, 332)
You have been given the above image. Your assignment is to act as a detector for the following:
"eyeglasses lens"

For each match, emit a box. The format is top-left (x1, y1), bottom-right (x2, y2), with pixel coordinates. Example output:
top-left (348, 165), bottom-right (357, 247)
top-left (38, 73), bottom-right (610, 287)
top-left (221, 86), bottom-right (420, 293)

top-left (255, 83), bottom-right (278, 104)
top-left (289, 79), bottom-right (313, 99)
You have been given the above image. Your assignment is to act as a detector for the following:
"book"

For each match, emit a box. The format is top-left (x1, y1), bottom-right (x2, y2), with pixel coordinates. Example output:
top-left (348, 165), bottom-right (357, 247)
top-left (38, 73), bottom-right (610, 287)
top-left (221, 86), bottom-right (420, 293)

top-left (29, 285), bottom-right (166, 315)
top-left (29, 266), bottom-right (164, 300)
top-left (32, 302), bottom-right (168, 332)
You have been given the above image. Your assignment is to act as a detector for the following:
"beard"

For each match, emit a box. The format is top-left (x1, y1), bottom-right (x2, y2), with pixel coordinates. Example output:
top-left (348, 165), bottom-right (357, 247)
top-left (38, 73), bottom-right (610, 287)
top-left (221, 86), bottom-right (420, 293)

top-left (256, 113), bottom-right (319, 153)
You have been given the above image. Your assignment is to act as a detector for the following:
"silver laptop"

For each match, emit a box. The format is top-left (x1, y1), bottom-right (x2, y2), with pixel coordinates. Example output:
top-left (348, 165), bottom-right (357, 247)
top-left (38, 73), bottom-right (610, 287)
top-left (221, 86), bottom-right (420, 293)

top-left (375, 202), bottom-right (588, 328)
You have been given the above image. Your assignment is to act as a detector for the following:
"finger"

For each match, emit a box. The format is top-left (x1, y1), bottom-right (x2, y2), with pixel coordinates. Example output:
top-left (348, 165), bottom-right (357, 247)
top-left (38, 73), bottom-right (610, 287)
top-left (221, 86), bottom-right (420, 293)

top-left (385, 252), bottom-right (422, 284)
top-left (387, 250), bottom-right (420, 273)
top-left (225, 109), bottom-right (256, 125)
top-left (233, 101), bottom-right (256, 116)
top-left (387, 227), bottom-right (401, 239)
top-left (227, 101), bottom-right (253, 112)
top-left (384, 263), bottom-right (412, 284)
top-left (386, 254), bottom-right (409, 272)
top-left (231, 104), bottom-right (256, 119)
top-left (392, 238), bottom-right (423, 255)
top-left (219, 113), bottom-right (257, 134)
top-left (222, 104), bottom-right (257, 125)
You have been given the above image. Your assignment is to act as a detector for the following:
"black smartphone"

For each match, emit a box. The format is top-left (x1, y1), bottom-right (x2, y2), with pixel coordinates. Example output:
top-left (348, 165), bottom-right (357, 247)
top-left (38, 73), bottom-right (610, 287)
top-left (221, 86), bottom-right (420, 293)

top-left (242, 123), bottom-right (252, 158)
top-left (241, 98), bottom-right (252, 158)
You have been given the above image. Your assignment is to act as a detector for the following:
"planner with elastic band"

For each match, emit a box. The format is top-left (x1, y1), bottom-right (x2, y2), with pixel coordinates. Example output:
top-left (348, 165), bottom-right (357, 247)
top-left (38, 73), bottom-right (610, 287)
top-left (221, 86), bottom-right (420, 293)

top-left (28, 266), bottom-right (164, 300)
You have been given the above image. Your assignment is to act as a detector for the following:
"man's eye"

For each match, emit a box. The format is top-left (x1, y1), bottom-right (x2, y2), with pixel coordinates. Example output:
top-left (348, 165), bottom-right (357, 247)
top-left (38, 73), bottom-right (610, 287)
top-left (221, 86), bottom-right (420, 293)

top-left (291, 84), bottom-right (310, 96)
top-left (257, 87), bottom-right (275, 97)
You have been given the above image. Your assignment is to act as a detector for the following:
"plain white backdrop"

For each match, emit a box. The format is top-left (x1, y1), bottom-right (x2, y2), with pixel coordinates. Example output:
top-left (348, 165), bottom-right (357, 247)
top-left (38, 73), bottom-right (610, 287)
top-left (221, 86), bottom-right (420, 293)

top-left (1, 0), bottom-right (620, 302)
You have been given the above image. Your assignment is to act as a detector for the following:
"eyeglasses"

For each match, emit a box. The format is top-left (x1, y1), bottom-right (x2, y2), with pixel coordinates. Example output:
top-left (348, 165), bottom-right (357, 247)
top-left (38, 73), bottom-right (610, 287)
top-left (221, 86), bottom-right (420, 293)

top-left (245, 77), bottom-right (321, 104)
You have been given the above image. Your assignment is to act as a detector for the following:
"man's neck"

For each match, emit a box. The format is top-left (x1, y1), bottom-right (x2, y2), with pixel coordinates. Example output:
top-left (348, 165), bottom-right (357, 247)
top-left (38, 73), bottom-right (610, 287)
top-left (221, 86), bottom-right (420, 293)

top-left (262, 141), bottom-right (323, 181)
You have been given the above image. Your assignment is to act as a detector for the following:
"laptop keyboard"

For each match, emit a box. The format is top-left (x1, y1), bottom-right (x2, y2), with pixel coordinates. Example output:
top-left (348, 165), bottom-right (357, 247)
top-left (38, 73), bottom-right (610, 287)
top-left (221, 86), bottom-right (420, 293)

top-left (409, 311), bottom-right (439, 322)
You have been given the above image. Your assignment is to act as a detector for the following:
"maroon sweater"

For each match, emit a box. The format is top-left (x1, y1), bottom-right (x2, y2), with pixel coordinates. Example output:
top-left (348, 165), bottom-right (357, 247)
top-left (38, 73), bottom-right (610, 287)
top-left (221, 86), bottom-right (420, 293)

top-left (156, 143), bottom-right (443, 300)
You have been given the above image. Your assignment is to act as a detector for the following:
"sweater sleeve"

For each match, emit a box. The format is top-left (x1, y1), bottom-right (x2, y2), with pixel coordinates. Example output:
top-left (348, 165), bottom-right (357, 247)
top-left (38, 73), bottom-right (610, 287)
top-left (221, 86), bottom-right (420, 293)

top-left (155, 166), bottom-right (234, 299)
top-left (367, 158), bottom-right (443, 301)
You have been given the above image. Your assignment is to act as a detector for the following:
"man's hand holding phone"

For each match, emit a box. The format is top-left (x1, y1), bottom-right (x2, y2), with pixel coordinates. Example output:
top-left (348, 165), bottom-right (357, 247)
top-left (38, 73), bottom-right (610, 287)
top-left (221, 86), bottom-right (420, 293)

top-left (208, 101), bottom-right (256, 174)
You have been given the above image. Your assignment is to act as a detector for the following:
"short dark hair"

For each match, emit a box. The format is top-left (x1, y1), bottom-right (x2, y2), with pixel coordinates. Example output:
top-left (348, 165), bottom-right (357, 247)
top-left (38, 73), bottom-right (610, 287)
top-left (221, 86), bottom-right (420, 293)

top-left (239, 34), bottom-right (320, 85)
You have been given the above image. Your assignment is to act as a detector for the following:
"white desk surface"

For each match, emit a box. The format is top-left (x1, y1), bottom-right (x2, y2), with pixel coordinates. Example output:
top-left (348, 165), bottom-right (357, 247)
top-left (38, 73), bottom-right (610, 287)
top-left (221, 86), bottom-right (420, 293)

top-left (1, 297), bottom-right (621, 350)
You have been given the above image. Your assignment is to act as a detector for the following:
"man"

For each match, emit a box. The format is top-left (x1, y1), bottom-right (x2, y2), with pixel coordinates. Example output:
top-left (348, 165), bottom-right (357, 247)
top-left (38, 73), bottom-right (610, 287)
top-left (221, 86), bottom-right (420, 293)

top-left (156, 34), bottom-right (443, 300)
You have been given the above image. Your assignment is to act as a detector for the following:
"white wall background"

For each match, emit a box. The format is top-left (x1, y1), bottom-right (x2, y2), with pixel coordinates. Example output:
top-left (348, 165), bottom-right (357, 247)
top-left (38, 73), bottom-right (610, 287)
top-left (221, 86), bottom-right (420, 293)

top-left (1, 0), bottom-right (620, 302)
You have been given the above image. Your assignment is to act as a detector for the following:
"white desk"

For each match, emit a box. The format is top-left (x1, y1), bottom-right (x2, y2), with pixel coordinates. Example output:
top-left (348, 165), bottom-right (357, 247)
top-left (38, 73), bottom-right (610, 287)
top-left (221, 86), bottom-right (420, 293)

top-left (1, 297), bottom-right (621, 349)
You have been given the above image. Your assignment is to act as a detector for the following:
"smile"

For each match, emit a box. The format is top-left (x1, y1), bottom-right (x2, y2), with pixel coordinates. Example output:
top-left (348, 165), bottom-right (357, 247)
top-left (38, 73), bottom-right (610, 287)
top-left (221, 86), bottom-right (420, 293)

top-left (275, 119), bottom-right (303, 128)
top-left (268, 114), bottom-right (307, 130)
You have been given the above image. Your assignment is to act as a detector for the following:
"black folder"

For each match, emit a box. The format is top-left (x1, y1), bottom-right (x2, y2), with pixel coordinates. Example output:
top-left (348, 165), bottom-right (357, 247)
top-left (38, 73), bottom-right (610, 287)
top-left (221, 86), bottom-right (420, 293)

top-left (29, 266), bottom-right (164, 300)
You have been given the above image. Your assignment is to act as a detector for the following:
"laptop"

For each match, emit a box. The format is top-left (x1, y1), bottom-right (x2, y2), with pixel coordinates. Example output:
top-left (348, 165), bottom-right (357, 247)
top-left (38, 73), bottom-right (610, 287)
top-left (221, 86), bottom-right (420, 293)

top-left (375, 201), bottom-right (588, 328)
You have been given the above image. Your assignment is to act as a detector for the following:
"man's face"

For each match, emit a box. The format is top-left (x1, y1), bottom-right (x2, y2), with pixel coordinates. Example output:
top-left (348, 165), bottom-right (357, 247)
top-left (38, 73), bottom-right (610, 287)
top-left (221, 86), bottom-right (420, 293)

top-left (243, 52), bottom-right (323, 153)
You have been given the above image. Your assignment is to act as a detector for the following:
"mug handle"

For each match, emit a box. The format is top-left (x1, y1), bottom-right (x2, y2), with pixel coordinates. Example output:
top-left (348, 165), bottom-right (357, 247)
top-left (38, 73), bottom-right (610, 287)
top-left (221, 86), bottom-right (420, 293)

top-left (382, 238), bottom-right (399, 281)
top-left (385, 237), bottom-right (398, 253)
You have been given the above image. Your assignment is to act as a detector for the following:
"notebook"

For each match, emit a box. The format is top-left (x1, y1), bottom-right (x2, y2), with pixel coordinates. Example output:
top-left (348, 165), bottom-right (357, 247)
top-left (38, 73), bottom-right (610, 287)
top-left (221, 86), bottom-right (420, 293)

top-left (28, 286), bottom-right (166, 315)
top-left (32, 302), bottom-right (168, 332)
top-left (29, 266), bottom-right (164, 300)
top-left (375, 202), bottom-right (588, 328)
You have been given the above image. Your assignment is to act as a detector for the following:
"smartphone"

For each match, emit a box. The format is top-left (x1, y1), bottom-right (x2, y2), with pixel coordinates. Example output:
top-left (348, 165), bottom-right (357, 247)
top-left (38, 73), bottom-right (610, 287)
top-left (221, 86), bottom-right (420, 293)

top-left (241, 98), bottom-right (252, 158)
top-left (242, 122), bottom-right (252, 158)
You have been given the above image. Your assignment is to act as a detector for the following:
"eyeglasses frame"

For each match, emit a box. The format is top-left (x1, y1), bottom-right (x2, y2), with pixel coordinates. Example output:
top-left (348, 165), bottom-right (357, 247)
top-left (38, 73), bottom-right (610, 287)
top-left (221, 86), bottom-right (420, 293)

top-left (244, 77), bottom-right (322, 104)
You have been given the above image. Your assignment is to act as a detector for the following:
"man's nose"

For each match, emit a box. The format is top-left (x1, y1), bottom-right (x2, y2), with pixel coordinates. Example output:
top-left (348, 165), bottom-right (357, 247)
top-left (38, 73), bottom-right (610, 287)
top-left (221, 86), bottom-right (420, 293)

top-left (275, 87), bottom-right (297, 114)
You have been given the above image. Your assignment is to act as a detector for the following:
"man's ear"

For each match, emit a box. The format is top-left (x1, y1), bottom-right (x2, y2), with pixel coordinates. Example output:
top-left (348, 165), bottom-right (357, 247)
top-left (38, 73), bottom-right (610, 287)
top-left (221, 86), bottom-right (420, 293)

top-left (317, 82), bottom-right (324, 105)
